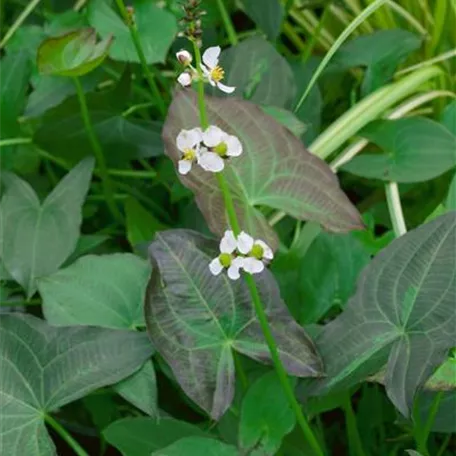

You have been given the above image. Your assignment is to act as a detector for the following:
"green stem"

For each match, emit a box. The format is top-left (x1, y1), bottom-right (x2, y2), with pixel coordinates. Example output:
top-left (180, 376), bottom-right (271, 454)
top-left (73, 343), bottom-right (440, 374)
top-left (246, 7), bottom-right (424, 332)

top-left (44, 414), bottom-right (89, 456)
top-left (417, 391), bottom-right (444, 456)
top-left (215, 0), bottom-right (238, 46)
top-left (343, 393), bottom-right (367, 456)
top-left (436, 433), bottom-right (452, 456)
top-left (234, 352), bottom-right (249, 391)
top-left (301, 3), bottom-right (331, 62)
top-left (114, 0), bottom-right (166, 116)
top-left (385, 182), bottom-right (407, 238)
top-left (0, 137), bottom-right (32, 147)
top-left (191, 38), bottom-right (324, 456)
top-left (73, 77), bottom-right (122, 222)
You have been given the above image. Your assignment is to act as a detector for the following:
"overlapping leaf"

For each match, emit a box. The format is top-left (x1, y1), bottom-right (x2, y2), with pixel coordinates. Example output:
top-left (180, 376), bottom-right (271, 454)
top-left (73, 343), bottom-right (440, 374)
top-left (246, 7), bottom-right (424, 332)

top-left (304, 212), bottom-right (456, 417)
top-left (0, 313), bottom-right (153, 456)
top-left (151, 437), bottom-right (238, 456)
top-left (145, 230), bottom-right (323, 419)
top-left (0, 158), bottom-right (94, 297)
top-left (163, 90), bottom-right (363, 249)
top-left (241, 0), bottom-right (284, 41)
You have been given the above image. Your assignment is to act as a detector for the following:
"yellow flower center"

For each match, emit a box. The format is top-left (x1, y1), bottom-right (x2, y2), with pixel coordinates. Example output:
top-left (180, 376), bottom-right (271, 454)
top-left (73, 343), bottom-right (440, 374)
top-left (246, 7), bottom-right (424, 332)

top-left (210, 65), bottom-right (225, 82)
top-left (183, 148), bottom-right (196, 161)
top-left (214, 142), bottom-right (228, 157)
top-left (250, 244), bottom-right (264, 260)
top-left (219, 253), bottom-right (232, 267)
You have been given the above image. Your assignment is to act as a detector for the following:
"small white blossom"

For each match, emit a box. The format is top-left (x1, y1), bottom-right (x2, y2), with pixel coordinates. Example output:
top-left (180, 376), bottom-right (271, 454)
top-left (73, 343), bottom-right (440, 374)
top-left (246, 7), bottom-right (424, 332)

top-left (236, 232), bottom-right (273, 274)
top-left (176, 128), bottom-right (202, 175)
top-left (202, 126), bottom-right (242, 158)
top-left (198, 146), bottom-right (225, 172)
top-left (177, 71), bottom-right (192, 87)
top-left (176, 50), bottom-right (192, 66)
top-left (209, 231), bottom-right (245, 280)
top-left (201, 46), bottom-right (235, 94)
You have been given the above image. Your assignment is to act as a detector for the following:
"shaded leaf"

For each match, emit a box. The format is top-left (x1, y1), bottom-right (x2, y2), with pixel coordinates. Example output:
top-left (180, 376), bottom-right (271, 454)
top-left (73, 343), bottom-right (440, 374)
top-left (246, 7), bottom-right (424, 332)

top-left (0, 158), bottom-right (94, 297)
top-left (145, 230), bottom-right (322, 419)
top-left (342, 118), bottom-right (456, 183)
top-left (261, 106), bottom-right (307, 138)
top-left (163, 90), bottom-right (363, 250)
top-left (37, 28), bottom-right (112, 77)
top-left (239, 372), bottom-right (295, 454)
top-left (241, 0), bottom-right (284, 41)
top-left (0, 313), bottom-right (153, 456)
top-left (88, 0), bottom-right (177, 64)
top-left (304, 213), bottom-right (456, 417)
top-left (151, 437), bottom-right (238, 456)
top-left (447, 173), bottom-right (456, 210)
top-left (441, 99), bottom-right (456, 135)
top-left (416, 390), bottom-right (456, 433)
top-left (104, 417), bottom-right (208, 456)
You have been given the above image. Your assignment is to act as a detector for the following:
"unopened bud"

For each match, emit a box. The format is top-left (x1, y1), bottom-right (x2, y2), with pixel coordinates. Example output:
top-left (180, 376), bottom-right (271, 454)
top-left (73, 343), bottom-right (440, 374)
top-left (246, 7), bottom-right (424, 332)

top-left (177, 72), bottom-right (192, 87)
top-left (176, 50), bottom-right (192, 66)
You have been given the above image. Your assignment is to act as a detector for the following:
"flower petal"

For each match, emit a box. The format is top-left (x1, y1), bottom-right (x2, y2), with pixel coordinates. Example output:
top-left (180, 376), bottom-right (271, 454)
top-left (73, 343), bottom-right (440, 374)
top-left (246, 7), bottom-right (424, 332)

top-left (176, 50), bottom-right (192, 65)
top-left (198, 151), bottom-right (225, 173)
top-left (176, 128), bottom-right (202, 151)
top-left (216, 82), bottom-right (236, 94)
top-left (220, 230), bottom-right (237, 254)
top-left (256, 240), bottom-right (274, 260)
top-left (226, 135), bottom-right (243, 157)
top-left (237, 231), bottom-right (254, 255)
top-left (243, 257), bottom-right (265, 274)
top-left (209, 258), bottom-right (224, 275)
top-left (178, 159), bottom-right (192, 175)
top-left (177, 72), bottom-right (192, 87)
top-left (202, 125), bottom-right (226, 147)
top-left (202, 46), bottom-right (221, 69)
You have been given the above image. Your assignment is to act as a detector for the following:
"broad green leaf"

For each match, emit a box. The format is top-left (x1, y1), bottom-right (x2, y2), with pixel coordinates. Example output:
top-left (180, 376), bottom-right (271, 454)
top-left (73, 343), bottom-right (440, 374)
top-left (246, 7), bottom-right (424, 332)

top-left (329, 29), bottom-right (422, 94)
top-left (305, 212), bottom-right (456, 417)
top-left (241, 0), bottom-right (284, 41)
top-left (342, 118), bottom-right (456, 183)
top-left (0, 157), bottom-right (94, 297)
top-left (441, 99), bottom-right (456, 135)
top-left (239, 372), bottom-right (295, 454)
top-left (163, 90), bottom-right (363, 250)
top-left (66, 234), bottom-right (110, 264)
top-left (145, 230), bottom-right (323, 419)
top-left (447, 173), bottom-right (456, 210)
top-left (104, 417), bottom-right (209, 456)
top-left (88, 0), bottom-right (177, 64)
top-left (37, 28), bottom-right (113, 77)
top-left (151, 437), bottom-right (238, 456)
top-left (261, 106), bottom-right (307, 138)
top-left (425, 356), bottom-right (456, 390)
top-left (0, 313), bottom-right (153, 456)
top-left (220, 36), bottom-right (296, 108)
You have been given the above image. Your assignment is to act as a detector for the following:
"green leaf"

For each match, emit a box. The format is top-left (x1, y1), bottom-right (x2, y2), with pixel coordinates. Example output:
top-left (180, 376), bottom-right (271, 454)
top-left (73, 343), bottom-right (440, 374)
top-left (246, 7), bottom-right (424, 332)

top-left (239, 372), bottom-right (295, 454)
top-left (446, 174), bottom-right (456, 210)
top-left (88, 0), bottom-right (177, 64)
top-left (406, 451), bottom-right (423, 456)
top-left (441, 99), bottom-right (456, 135)
top-left (145, 230), bottom-right (323, 419)
top-left (330, 29), bottom-right (422, 94)
top-left (0, 157), bottom-right (94, 297)
top-left (305, 212), bottom-right (456, 417)
top-left (151, 437), bottom-right (238, 456)
top-left (261, 106), bottom-right (307, 138)
top-left (104, 417), bottom-right (209, 456)
top-left (37, 28), bottom-right (113, 77)
top-left (163, 90), bottom-right (363, 250)
top-left (241, 0), bottom-right (284, 41)
top-left (416, 390), bottom-right (456, 433)
top-left (0, 313), bottom-right (153, 456)
top-left (220, 36), bottom-right (296, 108)
top-left (342, 118), bottom-right (456, 183)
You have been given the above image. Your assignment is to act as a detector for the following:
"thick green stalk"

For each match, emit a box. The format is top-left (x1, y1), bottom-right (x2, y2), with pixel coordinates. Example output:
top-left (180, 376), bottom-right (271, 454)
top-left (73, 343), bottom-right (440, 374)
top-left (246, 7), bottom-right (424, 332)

top-left (385, 182), bottom-right (407, 238)
top-left (73, 77), bottom-right (122, 222)
top-left (45, 414), bottom-right (89, 456)
top-left (192, 40), bottom-right (324, 456)
top-left (114, 0), bottom-right (166, 116)
top-left (215, 0), bottom-right (238, 46)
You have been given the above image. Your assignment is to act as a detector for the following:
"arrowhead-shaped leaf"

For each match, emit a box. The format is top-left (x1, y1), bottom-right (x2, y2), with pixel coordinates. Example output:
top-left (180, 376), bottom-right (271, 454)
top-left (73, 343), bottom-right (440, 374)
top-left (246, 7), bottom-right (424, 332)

top-left (37, 28), bottom-right (113, 77)
top-left (0, 157), bottom-right (94, 297)
top-left (163, 90), bottom-right (363, 250)
top-left (305, 212), bottom-right (456, 417)
top-left (145, 230), bottom-right (323, 419)
top-left (0, 313), bottom-right (153, 456)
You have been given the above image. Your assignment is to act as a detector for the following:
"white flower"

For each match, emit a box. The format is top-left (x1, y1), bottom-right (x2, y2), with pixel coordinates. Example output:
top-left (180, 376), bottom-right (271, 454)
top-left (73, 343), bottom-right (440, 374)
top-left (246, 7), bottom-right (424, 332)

top-left (236, 232), bottom-right (273, 275)
top-left (201, 46), bottom-right (235, 94)
top-left (176, 128), bottom-right (202, 175)
top-left (176, 50), bottom-right (192, 66)
top-left (197, 147), bottom-right (225, 173)
top-left (177, 71), bottom-right (192, 87)
top-left (209, 231), bottom-right (245, 280)
top-left (202, 126), bottom-right (242, 158)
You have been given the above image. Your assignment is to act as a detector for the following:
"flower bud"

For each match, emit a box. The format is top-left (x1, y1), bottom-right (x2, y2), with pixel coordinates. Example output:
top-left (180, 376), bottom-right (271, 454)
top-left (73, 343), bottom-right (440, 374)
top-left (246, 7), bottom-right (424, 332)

top-left (176, 50), bottom-right (192, 66)
top-left (177, 72), bottom-right (192, 87)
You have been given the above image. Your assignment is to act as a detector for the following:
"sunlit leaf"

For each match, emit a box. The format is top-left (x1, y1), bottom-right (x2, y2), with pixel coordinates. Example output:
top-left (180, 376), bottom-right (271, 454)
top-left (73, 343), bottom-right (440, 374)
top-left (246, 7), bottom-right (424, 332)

top-left (304, 212), bottom-right (456, 417)
top-left (37, 28), bottom-right (113, 77)
top-left (0, 158), bottom-right (94, 297)
top-left (163, 90), bottom-right (363, 250)
top-left (343, 117), bottom-right (456, 183)
top-left (145, 230), bottom-right (323, 419)
top-left (241, 0), bottom-right (284, 41)
top-left (0, 313), bottom-right (153, 456)
top-left (151, 437), bottom-right (238, 456)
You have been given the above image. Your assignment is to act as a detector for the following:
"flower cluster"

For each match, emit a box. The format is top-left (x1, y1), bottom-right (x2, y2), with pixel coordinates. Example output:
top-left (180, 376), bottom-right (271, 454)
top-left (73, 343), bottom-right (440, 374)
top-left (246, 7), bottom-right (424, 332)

top-left (176, 46), bottom-right (235, 93)
top-left (209, 230), bottom-right (273, 280)
top-left (176, 125), bottom-right (242, 174)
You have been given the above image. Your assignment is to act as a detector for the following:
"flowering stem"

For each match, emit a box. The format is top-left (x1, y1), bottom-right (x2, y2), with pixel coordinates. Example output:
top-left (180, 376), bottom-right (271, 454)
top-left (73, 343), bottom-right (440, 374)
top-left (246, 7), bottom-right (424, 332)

top-left (191, 39), bottom-right (324, 456)
top-left (114, 0), bottom-right (166, 117)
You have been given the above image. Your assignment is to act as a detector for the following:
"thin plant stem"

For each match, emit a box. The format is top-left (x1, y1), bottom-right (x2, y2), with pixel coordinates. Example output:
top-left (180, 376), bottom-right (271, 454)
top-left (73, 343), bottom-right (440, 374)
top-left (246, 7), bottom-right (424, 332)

top-left (73, 77), bottom-right (123, 222)
top-left (385, 182), bottom-right (407, 238)
top-left (302, 3), bottom-right (331, 62)
top-left (343, 393), bottom-right (367, 456)
top-left (417, 391), bottom-right (444, 456)
top-left (0, 0), bottom-right (41, 49)
top-left (73, 0), bottom-right (87, 11)
top-left (191, 39), bottom-right (324, 456)
top-left (114, 0), bottom-right (166, 116)
top-left (0, 137), bottom-right (32, 147)
top-left (233, 352), bottom-right (249, 391)
top-left (44, 414), bottom-right (89, 456)
top-left (397, 49), bottom-right (456, 76)
top-left (436, 433), bottom-right (452, 456)
top-left (215, 0), bottom-right (238, 46)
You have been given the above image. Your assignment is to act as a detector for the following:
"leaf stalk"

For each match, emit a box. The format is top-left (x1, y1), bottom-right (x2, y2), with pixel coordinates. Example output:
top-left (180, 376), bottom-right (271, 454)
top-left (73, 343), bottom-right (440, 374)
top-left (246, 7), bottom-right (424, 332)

top-left (44, 414), bottom-right (89, 456)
